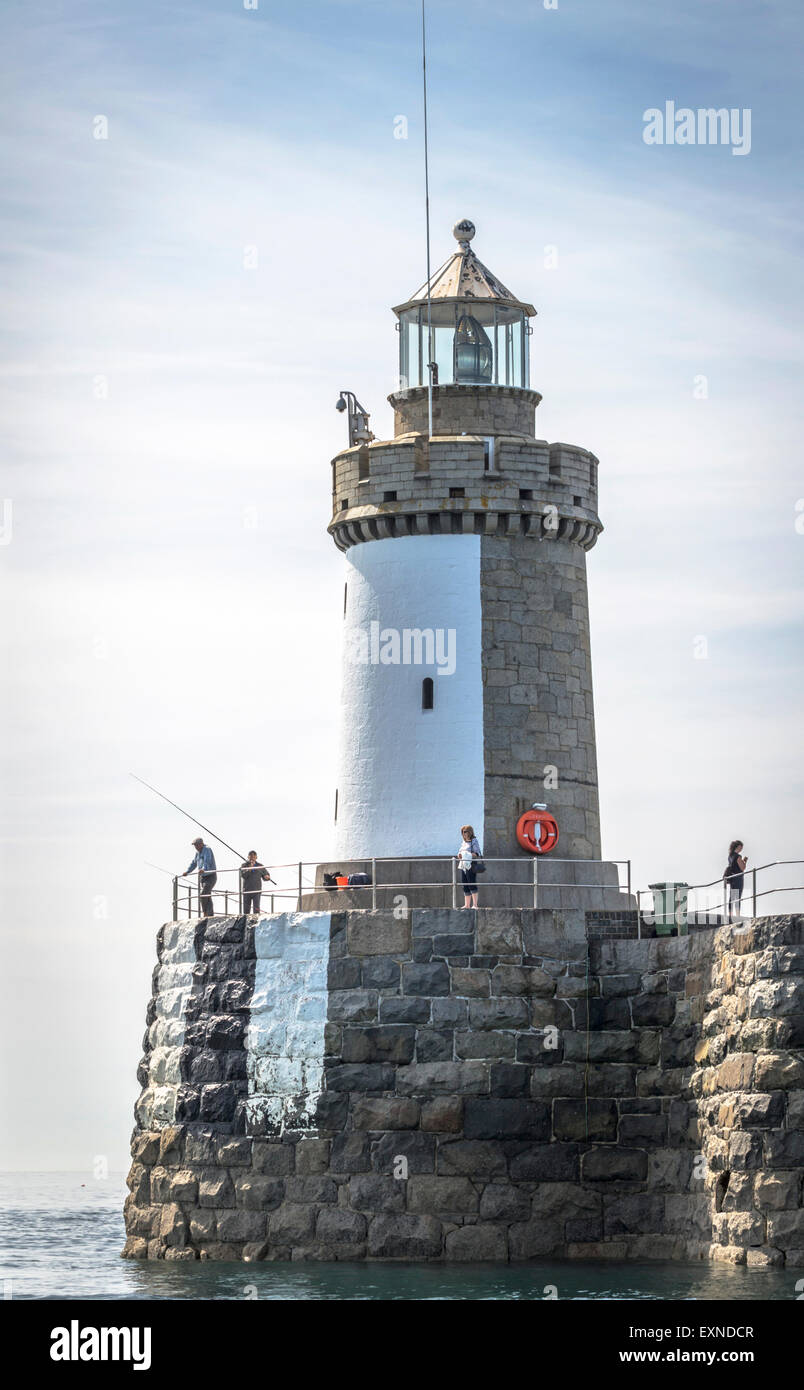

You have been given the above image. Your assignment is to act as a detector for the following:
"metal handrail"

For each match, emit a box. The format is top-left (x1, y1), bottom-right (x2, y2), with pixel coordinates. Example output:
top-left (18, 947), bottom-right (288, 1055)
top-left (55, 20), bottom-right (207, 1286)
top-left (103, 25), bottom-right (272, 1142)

top-left (170, 855), bottom-right (633, 919)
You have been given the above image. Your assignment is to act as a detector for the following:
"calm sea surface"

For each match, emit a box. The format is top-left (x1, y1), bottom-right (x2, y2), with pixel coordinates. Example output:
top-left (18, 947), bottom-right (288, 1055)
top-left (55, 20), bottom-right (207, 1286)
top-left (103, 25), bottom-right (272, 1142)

top-left (0, 1172), bottom-right (796, 1301)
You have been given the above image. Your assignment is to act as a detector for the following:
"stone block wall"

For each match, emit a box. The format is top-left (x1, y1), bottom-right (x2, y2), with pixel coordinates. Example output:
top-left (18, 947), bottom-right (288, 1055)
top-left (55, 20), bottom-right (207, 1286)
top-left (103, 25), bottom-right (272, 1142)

top-left (123, 909), bottom-right (804, 1265)
top-left (689, 916), bottom-right (804, 1267)
top-left (480, 534), bottom-right (600, 860)
top-left (389, 384), bottom-right (542, 438)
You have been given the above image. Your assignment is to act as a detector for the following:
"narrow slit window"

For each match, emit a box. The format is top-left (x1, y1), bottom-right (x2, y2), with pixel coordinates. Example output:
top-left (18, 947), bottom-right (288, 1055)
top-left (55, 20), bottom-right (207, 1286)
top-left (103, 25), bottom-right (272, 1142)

top-left (334, 788), bottom-right (339, 823)
top-left (343, 583), bottom-right (348, 616)
top-left (421, 677), bottom-right (434, 710)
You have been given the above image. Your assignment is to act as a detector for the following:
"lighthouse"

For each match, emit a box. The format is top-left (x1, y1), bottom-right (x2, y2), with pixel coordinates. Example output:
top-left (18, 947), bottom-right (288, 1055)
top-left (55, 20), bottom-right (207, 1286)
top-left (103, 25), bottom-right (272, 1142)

top-left (329, 221), bottom-right (603, 867)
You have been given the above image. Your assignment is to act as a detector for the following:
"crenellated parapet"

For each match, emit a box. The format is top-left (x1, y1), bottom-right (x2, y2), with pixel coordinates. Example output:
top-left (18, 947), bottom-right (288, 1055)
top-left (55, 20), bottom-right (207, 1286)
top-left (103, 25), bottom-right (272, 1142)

top-left (329, 434), bottom-right (602, 554)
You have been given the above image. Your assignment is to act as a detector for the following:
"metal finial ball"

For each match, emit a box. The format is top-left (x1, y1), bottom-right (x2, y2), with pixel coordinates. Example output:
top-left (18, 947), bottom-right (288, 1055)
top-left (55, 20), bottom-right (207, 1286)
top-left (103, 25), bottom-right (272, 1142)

top-left (453, 219), bottom-right (476, 247)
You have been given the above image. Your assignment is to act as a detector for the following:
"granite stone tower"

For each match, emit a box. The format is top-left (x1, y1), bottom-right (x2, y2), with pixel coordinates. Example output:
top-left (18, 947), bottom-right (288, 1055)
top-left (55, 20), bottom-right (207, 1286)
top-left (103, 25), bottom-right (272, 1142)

top-left (330, 220), bottom-right (603, 863)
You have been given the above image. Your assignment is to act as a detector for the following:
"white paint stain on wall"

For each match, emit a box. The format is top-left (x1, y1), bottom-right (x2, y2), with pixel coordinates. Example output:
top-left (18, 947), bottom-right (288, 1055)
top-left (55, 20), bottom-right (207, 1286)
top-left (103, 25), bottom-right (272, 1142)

top-left (135, 921), bottom-right (197, 1130)
top-left (333, 534), bottom-right (484, 858)
top-left (245, 911), bottom-right (331, 1136)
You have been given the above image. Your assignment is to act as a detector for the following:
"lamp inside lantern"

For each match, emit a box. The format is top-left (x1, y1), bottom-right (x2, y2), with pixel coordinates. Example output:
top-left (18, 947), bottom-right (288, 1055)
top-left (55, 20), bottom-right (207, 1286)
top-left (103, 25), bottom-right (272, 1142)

top-left (454, 313), bottom-right (493, 384)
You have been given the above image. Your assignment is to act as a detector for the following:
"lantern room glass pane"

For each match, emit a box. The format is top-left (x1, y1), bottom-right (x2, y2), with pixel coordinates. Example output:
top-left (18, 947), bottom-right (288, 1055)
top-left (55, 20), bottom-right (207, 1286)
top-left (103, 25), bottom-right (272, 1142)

top-left (398, 303), bottom-right (528, 389)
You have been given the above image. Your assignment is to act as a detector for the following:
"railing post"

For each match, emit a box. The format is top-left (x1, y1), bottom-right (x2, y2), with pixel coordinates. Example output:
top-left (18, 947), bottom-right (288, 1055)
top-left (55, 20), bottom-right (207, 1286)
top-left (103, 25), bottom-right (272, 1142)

top-left (297, 862), bottom-right (303, 911)
top-left (533, 856), bottom-right (538, 909)
top-left (371, 858), bottom-right (377, 910)
top-left (752, 867), bottom-right (757, 919)
top-left (626, 859), bottom-right (631, 902)
top-left (636, 889), bottom-right (642, 939)
top-left (172, 876), bottom-right (178, 921)
top-left (224, 890), bottom-right (229, 914)
top-left (451, 855), bottom-right (457, 909)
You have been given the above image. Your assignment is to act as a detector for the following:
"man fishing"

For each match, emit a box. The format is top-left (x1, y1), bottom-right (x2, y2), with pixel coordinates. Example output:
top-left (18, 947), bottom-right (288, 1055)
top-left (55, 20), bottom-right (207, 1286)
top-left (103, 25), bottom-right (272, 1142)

top-left (181, 837), bottom-right (217, 918)
top-left (240, 850), bottom-right (273, 916)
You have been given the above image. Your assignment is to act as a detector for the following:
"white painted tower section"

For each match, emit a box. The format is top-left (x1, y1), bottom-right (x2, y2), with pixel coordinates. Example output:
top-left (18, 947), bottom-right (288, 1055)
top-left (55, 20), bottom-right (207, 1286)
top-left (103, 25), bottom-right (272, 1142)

top-left (333, 534), bottom-right (484, 859)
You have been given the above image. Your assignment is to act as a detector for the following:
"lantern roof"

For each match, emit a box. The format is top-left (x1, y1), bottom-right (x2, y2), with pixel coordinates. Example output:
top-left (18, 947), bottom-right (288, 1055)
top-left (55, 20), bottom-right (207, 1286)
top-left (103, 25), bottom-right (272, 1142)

top-left (393, 219), bottom-right (537, 318)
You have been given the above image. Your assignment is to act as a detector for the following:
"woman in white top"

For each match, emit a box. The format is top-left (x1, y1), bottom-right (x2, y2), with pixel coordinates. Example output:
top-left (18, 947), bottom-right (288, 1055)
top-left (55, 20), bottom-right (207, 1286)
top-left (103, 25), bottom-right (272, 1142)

top-left (457, 824), bottom-right (482, 909)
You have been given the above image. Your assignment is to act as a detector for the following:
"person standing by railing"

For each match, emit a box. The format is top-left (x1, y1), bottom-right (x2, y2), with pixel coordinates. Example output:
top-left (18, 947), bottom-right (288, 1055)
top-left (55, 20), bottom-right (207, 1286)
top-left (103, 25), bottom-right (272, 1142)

top-left (457, 824), bottom-right (482, 909)
top-left (181, 837), bottom-right (217, 918)
top-left (240, 851), bottom-right (271, 916)
top-left (723, 839), bottom-right (747, 922)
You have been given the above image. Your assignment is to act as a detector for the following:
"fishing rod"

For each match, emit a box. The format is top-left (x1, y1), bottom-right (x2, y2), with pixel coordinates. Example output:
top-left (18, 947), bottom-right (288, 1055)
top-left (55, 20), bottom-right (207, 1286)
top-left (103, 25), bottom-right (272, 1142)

top-left (131, 774), bottom-right (277, 883)
top-left (144, 860), bottom-right (175, 877)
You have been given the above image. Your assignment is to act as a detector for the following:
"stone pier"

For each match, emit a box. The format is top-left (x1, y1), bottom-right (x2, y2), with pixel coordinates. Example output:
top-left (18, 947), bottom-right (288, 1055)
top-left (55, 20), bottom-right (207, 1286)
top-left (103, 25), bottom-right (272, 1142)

top-left (123, 909), bottom-right (804, 1264)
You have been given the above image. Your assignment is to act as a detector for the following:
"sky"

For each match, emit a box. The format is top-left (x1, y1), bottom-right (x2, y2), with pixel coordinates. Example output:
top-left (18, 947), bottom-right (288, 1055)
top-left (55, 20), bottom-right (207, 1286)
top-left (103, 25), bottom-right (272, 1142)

top-left (1, 0), bottom-right (802, 1169)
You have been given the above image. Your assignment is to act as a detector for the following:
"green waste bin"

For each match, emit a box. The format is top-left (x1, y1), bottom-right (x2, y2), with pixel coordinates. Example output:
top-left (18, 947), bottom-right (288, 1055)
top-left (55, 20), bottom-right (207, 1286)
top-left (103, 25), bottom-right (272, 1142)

top-left (648, 882), bottom-right (689, 936)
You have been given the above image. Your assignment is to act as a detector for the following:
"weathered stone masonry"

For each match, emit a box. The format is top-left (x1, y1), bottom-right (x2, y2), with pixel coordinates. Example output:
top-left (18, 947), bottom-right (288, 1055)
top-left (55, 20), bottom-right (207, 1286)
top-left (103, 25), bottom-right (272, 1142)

top-left (123, 910), bottom-right (804, 1264)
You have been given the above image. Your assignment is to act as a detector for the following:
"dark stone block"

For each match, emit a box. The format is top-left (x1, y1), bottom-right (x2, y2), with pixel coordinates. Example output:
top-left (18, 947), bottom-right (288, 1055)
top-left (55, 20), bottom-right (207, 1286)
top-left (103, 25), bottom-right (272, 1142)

top-left (776, 1014), bottom-right (804, 1048)
top-left (328, 990), bottom-right (379, 1023)
top-left (348, 1174), bottom-right (406, 1212)
top-left (600, 973), bottom-right (641, 997)
top-left (516, 1034), bottom-right (564, 1064)
top-left (412, 939), bottom-right (433, 963)
top-left (199, 1083), bottom-right (237, 1122)
top-left (323, 1063), bottom-right (396, 1092)
top-left (588, 997), bottom-right (631, 1030)
top-left (328, 957), bottom-right (362, 990)
top-left (433, 934), bottom-right (475, 957)
top-left (479, 1184), bottom-right (531, 1221)
top-left (185, 1048), bottom-right (223, 1085)
top-left (379, 996), bottom-right (431, 1024)
top-left (468, 998), bottom-right (529, 1030)
top-left (554, 1099), bottom-right (618, 1142)
top-left (631, 993), bottom-right (677, 1027)
top-left (619, 1098), bottom-right (662, 1115)
top-left (206, 1016), bottom-right (246, 1050)
top-left (566, 1217), bottom-right (603, 1242)
top-left (313, 1092), bottom-right (349, 1132)
top-left (464, 1099), bottom-right (550, 1141)
top-left (222, 1050), bottom-right (247, 1081)
top-left (471, 956), bottom-right (499, 969)
top-left (507, 1143), bottom-right (579, 1182)
top-left (586, 1064), bottom-right (637, 1097)
top-left (285, 1176), bottom-right (338, 1204)
top-left (656, 1028), bottom-right (695, 1067)
top-left (581, 1147), bottom-right (648, 1182)
top-left (604, 1194), bottom-right (665, 1236)
top-left (362, 957), bottom-right (401, 990)
top-left (402, 962), bottom-right (451, 996)
top-left (618, 1114), bottom-right (668, 1145)
top-left (202, 918), bottom-right (245, 945)
top-left (431, 997), bottom-right (468, 1027)
top-left (455, 1030), bottom-right (515, 1060)
top-left (416, 1030), bottom-right (454, 1062)
top-left (371, 1131), bottom-right (436, 1175)
top-left (367, 1213), bottom-right (443, 1258)
top-left (489, 1063), bottom-right (530, 1097)
top-left (437, 1140), bottom-right (508, 1178)
top-left (316, 1208), bottom-right (367, 1246)
top-left (341, 1025), bottom-right (416, 1065)
top-left (667, 1099), bottom-right (691, 1144)
top-left (330, 1133), bottom-right (372, 1174)
top-left (174, 1084), bottom-right (200, 1121)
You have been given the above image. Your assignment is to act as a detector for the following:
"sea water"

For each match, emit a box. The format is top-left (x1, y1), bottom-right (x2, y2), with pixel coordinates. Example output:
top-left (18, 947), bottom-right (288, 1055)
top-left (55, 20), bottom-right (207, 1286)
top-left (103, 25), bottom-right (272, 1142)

top-left (0, 1172), bottom-right (797, 1301)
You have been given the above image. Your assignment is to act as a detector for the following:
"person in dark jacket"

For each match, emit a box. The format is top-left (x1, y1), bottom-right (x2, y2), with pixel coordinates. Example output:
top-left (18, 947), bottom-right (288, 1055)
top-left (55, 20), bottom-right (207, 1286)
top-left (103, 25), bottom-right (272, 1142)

top-left (724, 839), bottom-right (747, 922)
top-left (240, 850), bottom-right (271, 915)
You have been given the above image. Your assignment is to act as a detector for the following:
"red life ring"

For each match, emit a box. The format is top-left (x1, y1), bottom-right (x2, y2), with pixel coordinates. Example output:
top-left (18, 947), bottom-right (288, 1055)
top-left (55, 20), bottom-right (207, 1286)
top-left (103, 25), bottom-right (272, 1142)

top-left (516, 808), bottom-right (559, 855)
